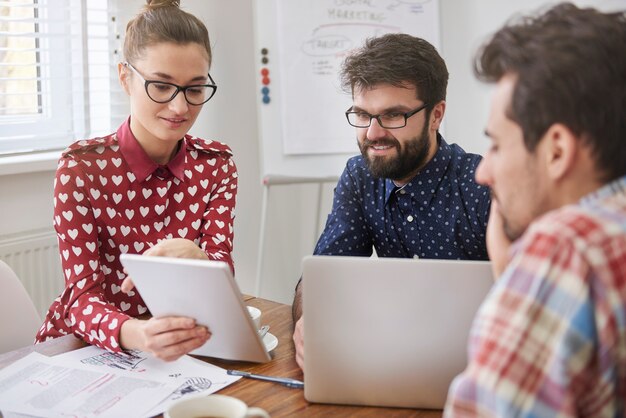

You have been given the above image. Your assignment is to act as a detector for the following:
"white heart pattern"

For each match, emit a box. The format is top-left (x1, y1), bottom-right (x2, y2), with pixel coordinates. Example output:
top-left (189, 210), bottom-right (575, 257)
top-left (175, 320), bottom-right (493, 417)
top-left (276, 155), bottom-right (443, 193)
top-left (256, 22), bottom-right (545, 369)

top-left (44, 134), bottom-right (237, 352)
top-left (73, 191), bottom-right (84, 202)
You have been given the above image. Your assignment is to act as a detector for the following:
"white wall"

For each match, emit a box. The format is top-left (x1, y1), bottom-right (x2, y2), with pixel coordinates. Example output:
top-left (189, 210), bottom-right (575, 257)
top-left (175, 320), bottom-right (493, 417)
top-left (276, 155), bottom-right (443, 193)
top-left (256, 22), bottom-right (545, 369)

top-left (442, 0), bottom-right (556, 156)
top-left (0, 171), bottom-right (55, 235)
top-left (442, 0), bottom-right (625, 156)
top-left (3, 0), bottom-right (624, 307)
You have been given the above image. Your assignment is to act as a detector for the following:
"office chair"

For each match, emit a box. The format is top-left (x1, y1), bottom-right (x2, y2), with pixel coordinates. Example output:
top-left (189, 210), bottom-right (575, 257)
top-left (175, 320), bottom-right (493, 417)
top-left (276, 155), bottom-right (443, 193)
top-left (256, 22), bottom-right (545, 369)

top-left (0, 260), bottom-right (42, 353)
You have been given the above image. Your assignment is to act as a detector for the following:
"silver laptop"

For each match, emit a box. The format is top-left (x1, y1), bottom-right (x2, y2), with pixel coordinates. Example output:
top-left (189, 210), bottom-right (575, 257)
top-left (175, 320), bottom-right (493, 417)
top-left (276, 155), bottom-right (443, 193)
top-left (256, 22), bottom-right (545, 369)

top-left (302, 255), bottom-right (493, 409)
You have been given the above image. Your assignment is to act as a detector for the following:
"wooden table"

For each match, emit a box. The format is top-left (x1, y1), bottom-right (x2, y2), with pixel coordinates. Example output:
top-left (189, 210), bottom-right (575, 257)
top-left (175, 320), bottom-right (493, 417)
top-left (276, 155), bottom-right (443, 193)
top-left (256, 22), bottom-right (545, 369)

top-left (0, 296), bottom-right (442, 417)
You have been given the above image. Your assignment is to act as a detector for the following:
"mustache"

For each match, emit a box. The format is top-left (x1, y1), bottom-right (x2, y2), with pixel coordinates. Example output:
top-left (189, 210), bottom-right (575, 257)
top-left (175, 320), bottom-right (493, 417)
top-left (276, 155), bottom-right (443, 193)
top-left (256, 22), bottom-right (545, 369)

top-left (362, 138), bottom-right (400, 148)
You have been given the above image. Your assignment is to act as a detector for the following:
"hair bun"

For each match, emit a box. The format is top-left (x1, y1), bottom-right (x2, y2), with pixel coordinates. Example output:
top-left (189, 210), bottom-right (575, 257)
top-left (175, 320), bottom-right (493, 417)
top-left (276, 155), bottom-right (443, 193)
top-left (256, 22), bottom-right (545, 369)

top-left (146, 0), bottom-right (180, 9)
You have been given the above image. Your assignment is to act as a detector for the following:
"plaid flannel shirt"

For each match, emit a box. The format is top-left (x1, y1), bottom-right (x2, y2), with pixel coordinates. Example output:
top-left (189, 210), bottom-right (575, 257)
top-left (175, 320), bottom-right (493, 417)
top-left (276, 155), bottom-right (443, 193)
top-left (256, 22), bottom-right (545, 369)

top-left (445, 175), bottom-right (626, 417)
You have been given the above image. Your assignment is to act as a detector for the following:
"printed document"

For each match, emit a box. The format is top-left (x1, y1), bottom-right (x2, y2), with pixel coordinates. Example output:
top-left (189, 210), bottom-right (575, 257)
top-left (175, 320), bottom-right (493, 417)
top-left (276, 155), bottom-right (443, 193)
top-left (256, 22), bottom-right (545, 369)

top-left (0, 346), bottom-right (240, 418)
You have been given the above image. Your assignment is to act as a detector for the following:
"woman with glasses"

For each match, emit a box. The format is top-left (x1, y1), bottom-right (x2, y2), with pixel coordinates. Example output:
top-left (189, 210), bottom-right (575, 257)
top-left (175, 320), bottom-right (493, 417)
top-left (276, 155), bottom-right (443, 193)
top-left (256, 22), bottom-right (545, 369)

top-left (36, 0), bottom-right (236, 362)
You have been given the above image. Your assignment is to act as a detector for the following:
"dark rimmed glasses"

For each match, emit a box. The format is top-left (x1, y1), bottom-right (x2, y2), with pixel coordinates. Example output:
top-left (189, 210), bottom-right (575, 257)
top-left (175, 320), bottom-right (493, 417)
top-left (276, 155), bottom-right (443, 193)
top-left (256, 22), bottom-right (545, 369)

top-left (345, 103), bottom-right (429, 129)
top-left (124, 62), bottom-right (217, 106)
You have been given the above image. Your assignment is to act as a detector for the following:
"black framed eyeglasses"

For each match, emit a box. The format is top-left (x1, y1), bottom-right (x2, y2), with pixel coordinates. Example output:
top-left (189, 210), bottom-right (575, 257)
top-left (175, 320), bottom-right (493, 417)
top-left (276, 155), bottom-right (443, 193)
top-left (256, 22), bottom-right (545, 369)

top-left (345, 103), bottom-right (429, 129)
top-left (124, 62), bottom-right (217, 106)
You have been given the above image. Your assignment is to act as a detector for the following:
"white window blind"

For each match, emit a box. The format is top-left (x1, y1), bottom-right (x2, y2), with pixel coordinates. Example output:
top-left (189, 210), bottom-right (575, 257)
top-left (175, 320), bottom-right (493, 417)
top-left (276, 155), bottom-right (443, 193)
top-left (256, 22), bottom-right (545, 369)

top-left (0, 0), bottom-right (128, 156)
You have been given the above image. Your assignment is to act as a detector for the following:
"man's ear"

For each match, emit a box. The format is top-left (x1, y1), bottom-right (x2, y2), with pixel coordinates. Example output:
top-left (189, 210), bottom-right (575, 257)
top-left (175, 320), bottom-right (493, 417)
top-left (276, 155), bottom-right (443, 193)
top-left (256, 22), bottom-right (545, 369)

top-left (541, 123), bottom-right (578, 181)
top-left (118, 62), bottom-right (131, 95)
top-left (429, 100), bottom-right (446, 132)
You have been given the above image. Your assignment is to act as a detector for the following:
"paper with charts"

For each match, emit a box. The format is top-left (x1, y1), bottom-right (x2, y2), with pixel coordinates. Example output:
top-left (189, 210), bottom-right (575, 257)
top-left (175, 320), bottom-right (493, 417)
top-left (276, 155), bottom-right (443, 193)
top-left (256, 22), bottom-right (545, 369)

top-left (0, 346), bottom-right (240, 417)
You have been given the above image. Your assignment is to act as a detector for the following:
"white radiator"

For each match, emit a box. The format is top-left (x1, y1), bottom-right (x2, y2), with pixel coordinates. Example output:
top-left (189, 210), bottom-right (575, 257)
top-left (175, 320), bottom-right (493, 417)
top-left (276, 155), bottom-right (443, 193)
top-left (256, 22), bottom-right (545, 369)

top-left (0, 229), bottom-right (64, 317)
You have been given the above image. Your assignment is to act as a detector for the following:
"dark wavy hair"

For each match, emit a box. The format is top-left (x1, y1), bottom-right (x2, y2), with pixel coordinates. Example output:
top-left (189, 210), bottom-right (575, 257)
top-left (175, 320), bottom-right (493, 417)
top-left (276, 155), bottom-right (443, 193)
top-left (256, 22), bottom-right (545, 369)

top-left (475, 3), bottom-right (626, 181)
top-left (340, 33), bottom-right (448, 110)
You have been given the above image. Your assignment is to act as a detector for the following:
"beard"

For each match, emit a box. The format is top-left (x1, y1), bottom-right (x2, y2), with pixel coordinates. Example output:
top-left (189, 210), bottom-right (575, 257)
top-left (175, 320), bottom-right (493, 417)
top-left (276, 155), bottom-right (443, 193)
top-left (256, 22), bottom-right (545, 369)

top-left (359, 121), bottom-right (431, 181)
top-left (501, 214), bottom-right (524, 242)
top-left (500, 206), bottom-right (527, 242)
top-left (498, 197), bottom-right (536, 242)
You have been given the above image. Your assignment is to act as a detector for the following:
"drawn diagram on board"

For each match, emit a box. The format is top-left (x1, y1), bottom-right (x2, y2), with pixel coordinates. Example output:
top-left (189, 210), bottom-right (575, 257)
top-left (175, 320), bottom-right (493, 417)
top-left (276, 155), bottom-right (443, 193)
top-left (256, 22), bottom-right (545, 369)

top-left (387, 0), bottom-right (433, 12)
top-left (275, 0), bottom-right (440, 155)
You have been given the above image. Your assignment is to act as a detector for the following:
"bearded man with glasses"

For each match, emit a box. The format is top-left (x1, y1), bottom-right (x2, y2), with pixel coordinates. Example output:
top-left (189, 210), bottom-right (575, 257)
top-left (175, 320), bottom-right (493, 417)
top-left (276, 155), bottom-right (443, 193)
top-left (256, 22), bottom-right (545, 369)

top-left (292, 33), bottom-right (492, 372)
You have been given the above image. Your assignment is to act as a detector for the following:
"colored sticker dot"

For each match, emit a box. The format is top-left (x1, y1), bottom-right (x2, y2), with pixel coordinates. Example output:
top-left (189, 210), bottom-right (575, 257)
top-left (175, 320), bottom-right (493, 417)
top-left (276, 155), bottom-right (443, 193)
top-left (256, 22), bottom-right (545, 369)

top-left (262, 76), bottom-right (270, 85)
top-left (261, 68), bottom-right (269, 76)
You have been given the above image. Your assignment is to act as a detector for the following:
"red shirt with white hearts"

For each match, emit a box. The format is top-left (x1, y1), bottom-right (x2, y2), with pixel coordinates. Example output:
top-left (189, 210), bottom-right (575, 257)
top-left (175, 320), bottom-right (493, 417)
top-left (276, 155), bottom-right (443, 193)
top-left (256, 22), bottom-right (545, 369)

top-left (35, 119), bottom-right (238, 352)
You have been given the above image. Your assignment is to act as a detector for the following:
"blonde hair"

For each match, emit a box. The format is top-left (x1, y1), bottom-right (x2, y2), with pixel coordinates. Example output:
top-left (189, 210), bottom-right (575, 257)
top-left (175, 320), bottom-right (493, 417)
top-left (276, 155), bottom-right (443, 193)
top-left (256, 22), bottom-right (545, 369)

top-left (124, 0), bottom-right (211, 66)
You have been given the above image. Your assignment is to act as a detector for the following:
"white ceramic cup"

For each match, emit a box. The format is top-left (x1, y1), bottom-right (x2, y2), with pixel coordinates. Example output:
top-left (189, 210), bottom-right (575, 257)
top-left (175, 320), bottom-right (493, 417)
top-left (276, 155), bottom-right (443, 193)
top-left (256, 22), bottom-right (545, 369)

top-left (165, 394), bottom-right (270, 418)
top-left (247, 306), bottom-right (262, 330)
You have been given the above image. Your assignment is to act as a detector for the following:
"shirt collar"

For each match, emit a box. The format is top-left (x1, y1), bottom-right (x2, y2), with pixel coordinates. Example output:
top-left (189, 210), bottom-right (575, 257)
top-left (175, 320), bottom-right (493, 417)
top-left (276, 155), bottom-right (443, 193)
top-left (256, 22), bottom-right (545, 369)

top-left (117, 117), bottom-right (186, 183)
top-left (508, 174), bottom-right (626, 262)
top-left (384, 133), bottom-right (453, 205)
top-left (580, 174), bottom-right (626, 206)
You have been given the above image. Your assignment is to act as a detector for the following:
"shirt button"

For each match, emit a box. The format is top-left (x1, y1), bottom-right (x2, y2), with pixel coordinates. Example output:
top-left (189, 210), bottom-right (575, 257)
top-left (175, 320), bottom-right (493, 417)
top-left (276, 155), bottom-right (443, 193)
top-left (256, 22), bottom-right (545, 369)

top-left (399, 189), bottom-right (406, 195)
top-left (407, 215), bottom-right (414, 222)
top-left (413, 254), bottom-right (420, 259)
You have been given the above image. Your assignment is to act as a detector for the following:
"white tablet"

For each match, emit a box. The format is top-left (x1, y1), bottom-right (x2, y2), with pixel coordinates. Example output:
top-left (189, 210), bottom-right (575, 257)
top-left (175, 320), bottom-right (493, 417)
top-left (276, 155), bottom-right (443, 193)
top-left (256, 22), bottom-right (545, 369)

top-left (119, 254), bottom-right (271, 363)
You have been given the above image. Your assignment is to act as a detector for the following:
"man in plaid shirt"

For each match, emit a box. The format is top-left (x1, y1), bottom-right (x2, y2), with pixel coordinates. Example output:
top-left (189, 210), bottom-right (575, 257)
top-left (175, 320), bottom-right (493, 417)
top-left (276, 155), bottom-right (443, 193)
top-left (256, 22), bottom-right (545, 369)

top-left (445, 4), bottom-right (626, 417)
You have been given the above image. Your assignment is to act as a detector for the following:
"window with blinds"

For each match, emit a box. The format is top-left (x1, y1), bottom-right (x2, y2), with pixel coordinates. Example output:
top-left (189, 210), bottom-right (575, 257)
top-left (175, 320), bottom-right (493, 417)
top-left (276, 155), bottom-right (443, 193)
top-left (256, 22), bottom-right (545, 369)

top-left (0, 0), bottom-right (127, 156)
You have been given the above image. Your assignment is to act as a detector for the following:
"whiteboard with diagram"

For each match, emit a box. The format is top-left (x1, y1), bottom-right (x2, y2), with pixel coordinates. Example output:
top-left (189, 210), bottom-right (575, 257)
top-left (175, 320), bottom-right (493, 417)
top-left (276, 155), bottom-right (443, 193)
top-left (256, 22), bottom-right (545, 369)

top-left (253, 0), bottom-right (441, 178)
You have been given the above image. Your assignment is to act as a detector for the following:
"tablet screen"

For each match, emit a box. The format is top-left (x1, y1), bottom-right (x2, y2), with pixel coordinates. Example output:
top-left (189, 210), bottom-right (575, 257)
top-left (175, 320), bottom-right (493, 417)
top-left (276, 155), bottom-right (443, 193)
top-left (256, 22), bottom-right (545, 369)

top-left (120, 254), bottom-right (270, 363)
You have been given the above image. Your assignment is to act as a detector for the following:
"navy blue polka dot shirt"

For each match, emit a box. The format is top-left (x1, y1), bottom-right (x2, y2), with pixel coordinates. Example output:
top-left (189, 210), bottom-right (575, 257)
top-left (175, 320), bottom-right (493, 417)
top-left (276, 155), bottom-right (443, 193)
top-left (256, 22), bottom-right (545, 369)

top-left (314, 135), bottom-right (490, 260)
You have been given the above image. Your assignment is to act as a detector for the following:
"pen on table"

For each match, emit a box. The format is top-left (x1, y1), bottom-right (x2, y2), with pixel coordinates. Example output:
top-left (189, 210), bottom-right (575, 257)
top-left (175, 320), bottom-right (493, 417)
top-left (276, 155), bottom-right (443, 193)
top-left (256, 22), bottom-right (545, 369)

top-left (227, 370), bottom-right (304, 389)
